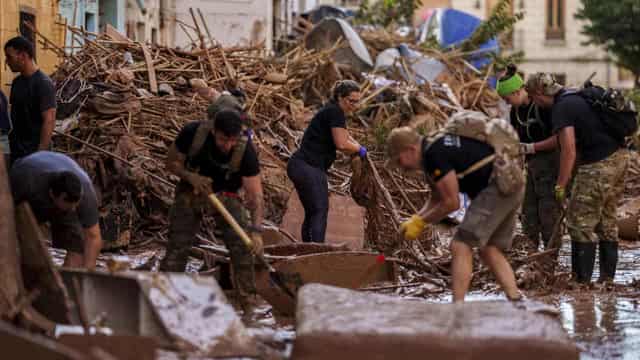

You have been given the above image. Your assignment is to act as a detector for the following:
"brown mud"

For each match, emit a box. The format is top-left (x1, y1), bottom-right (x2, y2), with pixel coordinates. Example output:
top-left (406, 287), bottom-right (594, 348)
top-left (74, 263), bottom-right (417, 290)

top-left (48, 238), bottom-right (640, 360)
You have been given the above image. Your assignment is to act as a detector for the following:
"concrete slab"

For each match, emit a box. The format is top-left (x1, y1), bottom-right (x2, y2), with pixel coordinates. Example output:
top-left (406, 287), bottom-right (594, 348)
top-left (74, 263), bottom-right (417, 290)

top-left (281, 193), bottom-right (365, 250)
top-left (293, 284), bottom-right (579, 360)
top-left (61, 270), bottom-right (258, 357)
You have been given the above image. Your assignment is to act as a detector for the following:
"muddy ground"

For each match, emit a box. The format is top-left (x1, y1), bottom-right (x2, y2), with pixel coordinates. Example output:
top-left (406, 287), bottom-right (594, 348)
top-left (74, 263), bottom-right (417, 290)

top-left (50, 236), bottom-right (640, 360)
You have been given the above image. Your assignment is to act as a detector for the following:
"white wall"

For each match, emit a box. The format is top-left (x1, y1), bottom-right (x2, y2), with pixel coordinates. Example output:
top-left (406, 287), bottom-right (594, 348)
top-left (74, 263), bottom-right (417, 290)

top-left (449, 0), bottom-right (623, 88)
top-left (126, 0), bottom-right (168, 45)
top-left (173, 0), bottom-right (274, 51)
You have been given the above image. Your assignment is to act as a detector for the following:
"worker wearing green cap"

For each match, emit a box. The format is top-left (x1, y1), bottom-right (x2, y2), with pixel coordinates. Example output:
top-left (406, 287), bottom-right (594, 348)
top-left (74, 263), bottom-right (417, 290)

top-left (497, 65), bottom-right (560, 251)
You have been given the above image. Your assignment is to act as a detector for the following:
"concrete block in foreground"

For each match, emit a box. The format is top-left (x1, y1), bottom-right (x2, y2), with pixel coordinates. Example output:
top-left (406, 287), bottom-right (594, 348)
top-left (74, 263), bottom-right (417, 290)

top-left (293, 284), bottom-right (579, 360)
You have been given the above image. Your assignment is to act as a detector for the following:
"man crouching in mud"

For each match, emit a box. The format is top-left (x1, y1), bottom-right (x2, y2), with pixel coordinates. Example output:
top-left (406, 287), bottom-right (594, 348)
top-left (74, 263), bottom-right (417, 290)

top-left (386, 126), bottom-right (524, 302)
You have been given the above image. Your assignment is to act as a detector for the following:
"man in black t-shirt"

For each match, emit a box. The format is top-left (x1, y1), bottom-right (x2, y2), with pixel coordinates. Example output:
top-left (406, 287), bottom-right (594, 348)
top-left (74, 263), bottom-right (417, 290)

top-left (160, 110), bottom-right (264, 308)
top-left (4, 37), bottom-right (57, 164)
top-left (386, 127), bottom-right (524, 302)
top-left (10, 151), bottom-right (102, 269)
top-left (526, 73), bottom-right (629, 284)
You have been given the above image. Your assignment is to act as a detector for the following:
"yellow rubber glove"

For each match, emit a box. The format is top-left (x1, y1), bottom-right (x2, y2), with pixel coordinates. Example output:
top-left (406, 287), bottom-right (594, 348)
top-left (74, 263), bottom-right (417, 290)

top-left (554, 185), bottom-right (566, 203)
top-left (399, 215), bottom-right (427, 241)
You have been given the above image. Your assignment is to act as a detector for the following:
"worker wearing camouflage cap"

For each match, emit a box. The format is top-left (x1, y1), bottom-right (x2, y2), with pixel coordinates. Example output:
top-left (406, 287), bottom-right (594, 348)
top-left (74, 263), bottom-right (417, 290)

top-left (526, 72), bottom-right (629, 284)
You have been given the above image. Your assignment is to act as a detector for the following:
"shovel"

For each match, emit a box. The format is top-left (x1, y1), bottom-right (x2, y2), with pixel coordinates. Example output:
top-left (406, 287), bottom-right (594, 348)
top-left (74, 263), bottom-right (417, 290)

top-left (547, 205), bottom-right (567, 250)
top-left (206, 193), bottom-right (295, 299)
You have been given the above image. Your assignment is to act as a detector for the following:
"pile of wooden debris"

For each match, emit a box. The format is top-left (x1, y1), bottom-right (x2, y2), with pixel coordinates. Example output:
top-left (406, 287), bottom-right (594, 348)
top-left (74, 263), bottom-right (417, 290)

top-left (33, 20), bottom-right (505, 269)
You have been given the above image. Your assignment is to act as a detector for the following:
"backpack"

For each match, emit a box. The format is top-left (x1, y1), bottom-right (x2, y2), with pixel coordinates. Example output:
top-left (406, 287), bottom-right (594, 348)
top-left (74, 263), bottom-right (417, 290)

top-left (187, 95), bottom-right (250, 179)
top-left (564, 84), bottom-right (638, 146)
top-left (429, 111), bottom-right (524, 196)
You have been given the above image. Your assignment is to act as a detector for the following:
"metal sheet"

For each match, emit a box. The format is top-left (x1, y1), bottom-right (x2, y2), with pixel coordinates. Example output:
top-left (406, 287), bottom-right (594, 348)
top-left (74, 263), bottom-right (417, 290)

top-left (0, 320), bottom-right (83, 360)
top-left (256, 252), bottom-right (396, 315)
top-left (264, 243), bottom-right (348, 257)
top-left (59, 334), bottom-right (156, 360)
top-left (60, 270), bottom-right (258, 357)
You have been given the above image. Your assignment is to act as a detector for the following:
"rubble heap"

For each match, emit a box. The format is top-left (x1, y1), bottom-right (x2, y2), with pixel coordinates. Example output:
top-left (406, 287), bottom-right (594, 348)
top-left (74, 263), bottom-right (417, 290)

top-left (36, 22), bottom-right (537, 290)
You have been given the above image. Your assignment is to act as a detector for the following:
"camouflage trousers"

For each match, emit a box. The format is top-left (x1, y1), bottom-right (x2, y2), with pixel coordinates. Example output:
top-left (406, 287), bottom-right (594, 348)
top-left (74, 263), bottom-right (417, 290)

top-left (567, 150), bottom-right (629, 244)
top-left (521, 151), bottom-right (561, 248)
top-left (160, 183), bottom-right (256, 296)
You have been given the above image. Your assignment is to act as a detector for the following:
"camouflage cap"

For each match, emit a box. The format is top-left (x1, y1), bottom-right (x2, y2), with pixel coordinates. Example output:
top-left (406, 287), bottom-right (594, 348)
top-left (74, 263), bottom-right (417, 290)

top-left (525, 72), bottom-right (563, 96)
top-left (207, 94), bottom-right (244, 120)
top-left (385, 126), bottom-right (421, 168)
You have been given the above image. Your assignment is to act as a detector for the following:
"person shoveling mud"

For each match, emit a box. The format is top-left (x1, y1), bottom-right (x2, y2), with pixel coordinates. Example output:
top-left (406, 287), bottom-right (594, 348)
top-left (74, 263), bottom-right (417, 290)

top-left (386, 113), bottom-right (525, 302)
top-left (160, 99), bottom-right (266, 313)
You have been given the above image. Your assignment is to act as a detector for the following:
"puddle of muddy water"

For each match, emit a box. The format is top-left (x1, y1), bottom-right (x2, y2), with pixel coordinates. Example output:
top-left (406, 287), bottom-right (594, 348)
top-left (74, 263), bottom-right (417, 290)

top-left (442, 240), bottom-right (640, 360)
top-left (544, 240), bottom-right (640, 360)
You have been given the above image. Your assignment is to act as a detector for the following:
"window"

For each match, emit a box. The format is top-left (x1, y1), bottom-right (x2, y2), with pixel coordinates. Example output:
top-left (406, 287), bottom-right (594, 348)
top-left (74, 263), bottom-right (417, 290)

top-left (151, 28), bottom-right (158, 45)
top-left (136, 22), bottom-right (145, 42)
top-left (546, 0), bottom-right (564, 40)
top-left (19, 11), bottom-right (36, 60)
top-left (85, 12), bottom-right (96, 33)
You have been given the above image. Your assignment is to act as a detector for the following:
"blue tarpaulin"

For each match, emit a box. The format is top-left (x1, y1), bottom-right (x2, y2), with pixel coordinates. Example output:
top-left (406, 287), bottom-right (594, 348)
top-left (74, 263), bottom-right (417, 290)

top-left (417, 8), bottom-right (499, 87)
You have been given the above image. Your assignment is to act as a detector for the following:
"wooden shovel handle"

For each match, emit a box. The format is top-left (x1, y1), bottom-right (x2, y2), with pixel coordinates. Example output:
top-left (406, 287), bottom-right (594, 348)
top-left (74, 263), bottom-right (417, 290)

top-left (207, 193), bottom-right (253, 249)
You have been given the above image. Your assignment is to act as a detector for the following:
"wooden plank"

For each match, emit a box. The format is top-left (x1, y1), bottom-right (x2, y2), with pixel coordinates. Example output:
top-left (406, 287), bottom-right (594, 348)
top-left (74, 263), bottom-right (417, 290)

top-left (15, 202), bottom-right (73, 324)
top-left (0, 143), bottom-right (22, 318)
top-left (105, 24), bottom-right (131, 42)
top-left (140, 43), bottom-right (159, 94)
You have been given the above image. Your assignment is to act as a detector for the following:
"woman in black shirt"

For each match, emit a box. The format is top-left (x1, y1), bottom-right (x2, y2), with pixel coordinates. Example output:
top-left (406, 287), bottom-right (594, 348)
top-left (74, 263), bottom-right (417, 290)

top-left (287, 80), bottom-right (367, 242)
top-left (497, 65), bottom-right (560, 250)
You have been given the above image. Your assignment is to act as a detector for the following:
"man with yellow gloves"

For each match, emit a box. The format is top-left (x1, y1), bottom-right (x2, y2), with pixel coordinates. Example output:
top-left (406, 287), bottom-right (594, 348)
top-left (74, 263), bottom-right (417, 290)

top-left (388, 126), bottom-right (524, 302)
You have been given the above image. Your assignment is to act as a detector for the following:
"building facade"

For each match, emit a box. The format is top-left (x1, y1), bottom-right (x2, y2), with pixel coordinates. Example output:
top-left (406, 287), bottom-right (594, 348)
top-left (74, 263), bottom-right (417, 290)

top-left (58, 0), bottom-right (100, 50)
top-left (126, 0), bottom-right (173, 46)
top-left (0, 0), bottom-right (64, 93)
top-left (99, 0), bottom-right (127, 34)
top-left (418, 0), bottom-right (631, 88)
top-left (172, 0), bottom-right (276, 51)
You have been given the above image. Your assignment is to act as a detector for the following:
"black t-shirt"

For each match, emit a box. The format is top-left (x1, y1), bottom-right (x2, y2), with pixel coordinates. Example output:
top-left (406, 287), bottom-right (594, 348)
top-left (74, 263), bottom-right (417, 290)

top-left (510, 102), bottom-right (553, 144)
top-left (552, 90), bottom-right (619, 164)
top-left (9, 70), bottom-right (57, 158)
top-left (10, 151), bottom-right (99, 228)
top-left (174, 121), bottom-right (260, 193)
top-left (422, 135), bottom-right (494, 199)
top-left (295, 102), bottom-right (347, 170)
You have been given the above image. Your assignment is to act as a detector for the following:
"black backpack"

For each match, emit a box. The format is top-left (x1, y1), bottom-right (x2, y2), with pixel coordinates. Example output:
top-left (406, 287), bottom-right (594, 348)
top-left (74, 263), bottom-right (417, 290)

top-left (568, 83), bottom-right (638, 145)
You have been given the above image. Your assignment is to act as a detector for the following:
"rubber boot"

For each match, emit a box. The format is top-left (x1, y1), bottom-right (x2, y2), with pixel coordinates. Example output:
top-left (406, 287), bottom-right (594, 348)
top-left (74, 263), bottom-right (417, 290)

top-left (598, 241), bottom-right (618, 283)
top-left (571, 241), bottom-right (597, 283)
top-left (571, 242), bottom-right (578, 278)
